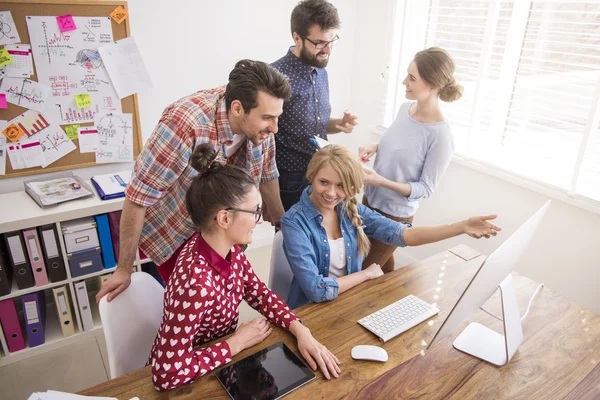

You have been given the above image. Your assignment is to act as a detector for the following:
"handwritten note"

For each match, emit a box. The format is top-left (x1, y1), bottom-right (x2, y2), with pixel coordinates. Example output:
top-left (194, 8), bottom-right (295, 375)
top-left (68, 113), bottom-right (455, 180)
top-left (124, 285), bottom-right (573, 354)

top-left (74, 94), bottom-right (92, 109)
top-left (0, 94), bottom-right (6, 109)
top-left (64, 124), bottom-right (80, 140)
top-left (0, 11), bottom-right (21, 45)
top-left (2, 123), bottom-right (25, 142)
top-left (56, 14), bottom-right (77, 32)
top-left (0, 48), bottom-right (13, 68)
top-left (110, 6), bottom-right (129, 24)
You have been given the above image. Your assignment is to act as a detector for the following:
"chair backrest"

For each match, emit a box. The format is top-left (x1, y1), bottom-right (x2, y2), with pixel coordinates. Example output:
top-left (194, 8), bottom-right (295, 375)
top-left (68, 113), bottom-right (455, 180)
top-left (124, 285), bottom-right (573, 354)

top-left (268, 231), bottom-right (294, 301)
top-left (99, 271), bottom-right (164, 379)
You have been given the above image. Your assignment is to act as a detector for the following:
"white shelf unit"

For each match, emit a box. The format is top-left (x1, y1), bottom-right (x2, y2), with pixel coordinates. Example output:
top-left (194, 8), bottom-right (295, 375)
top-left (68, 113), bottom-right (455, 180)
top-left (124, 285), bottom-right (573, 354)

top-left (0, 188), bottom-right (145, 367)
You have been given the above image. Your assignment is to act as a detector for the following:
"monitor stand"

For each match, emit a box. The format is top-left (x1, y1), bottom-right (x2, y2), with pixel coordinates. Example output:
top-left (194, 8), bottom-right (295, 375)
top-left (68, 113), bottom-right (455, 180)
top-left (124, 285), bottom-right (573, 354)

top-left (452, 274), bottom-right (523, 366)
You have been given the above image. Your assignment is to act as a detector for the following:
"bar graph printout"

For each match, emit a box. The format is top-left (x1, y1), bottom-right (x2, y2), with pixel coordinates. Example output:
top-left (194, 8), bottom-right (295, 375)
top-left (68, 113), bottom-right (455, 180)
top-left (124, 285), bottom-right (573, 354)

top-left (26, 16), bottom-right (122, 124)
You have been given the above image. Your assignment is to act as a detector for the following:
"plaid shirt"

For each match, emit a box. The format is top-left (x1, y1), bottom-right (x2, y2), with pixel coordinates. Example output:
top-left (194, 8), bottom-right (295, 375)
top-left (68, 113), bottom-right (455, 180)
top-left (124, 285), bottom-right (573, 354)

top-left (125, 86), bottom-right (279, 265)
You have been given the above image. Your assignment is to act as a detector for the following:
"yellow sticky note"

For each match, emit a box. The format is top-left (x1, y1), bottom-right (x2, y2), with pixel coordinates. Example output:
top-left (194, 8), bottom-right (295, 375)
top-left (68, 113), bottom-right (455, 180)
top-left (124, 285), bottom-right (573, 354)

top-left (110, 6), bottom-right (129, 24)
top-left (0, 48), bottom-right (14, 68)
top-left (74, 94), bottom-right (92, 109)
top-left (64, 124), bottom-right (80, 140)
top-left (2, 123), bottom-right (25, 142)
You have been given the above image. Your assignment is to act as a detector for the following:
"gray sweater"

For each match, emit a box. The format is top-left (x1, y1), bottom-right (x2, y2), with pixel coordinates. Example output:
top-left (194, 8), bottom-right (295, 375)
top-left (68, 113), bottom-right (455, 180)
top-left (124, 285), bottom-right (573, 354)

top-left (364, 102), bottom-right (454, 217)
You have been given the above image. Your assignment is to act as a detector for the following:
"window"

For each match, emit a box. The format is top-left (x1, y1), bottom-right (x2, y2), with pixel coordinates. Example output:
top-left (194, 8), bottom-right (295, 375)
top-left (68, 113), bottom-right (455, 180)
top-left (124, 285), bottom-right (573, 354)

top-left (387, 0), bottom-right (600, 205)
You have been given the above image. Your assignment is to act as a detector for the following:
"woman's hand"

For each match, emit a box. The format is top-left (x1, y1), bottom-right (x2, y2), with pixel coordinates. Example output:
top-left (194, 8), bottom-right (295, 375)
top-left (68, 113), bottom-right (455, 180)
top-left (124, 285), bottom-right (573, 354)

top-left (463, 215), bottom-right (502, 239)
top-left (358, 143), bottom-right (379, 162)
top-left (226, 318), bottom-right (272, 356)
top-left (363, 263), bottom-right (384, 280)
top-left (291, 321), bottom-right (341, 380)
top-left (364, 168), bottom-right (385, 187)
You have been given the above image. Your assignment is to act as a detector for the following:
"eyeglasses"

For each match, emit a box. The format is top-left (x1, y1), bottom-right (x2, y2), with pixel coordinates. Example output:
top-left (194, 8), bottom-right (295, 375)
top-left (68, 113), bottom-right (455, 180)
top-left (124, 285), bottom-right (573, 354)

top-left (302, 35), bottom-right (340, 50)
top-left (215, 205), bottom-right (263, 223)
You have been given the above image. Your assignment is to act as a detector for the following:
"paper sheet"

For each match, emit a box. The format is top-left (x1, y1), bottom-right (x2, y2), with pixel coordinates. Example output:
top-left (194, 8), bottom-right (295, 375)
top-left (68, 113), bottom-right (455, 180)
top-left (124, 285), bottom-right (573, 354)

top-left (27, 123), bottom-right (76, 168)
top-left (26, 16), bottom-right (122, 124)
top-left (97, 37), bottom-right (152, 99)
top-left (7, 142), bottom-right (25, 169)
top-left (95, 112), bottom-right (133, 163)
top-left (0, 77), bottom-right (51, 112)
top-left (0, 11), bottom-right (21, 45)
top-left (7, 110), bottom-right (52, 137)
top-left (78, 126), bottom-right (98, 152)
top-left (5, 44), bottom-right (34, 78)
top-left (20, 140), bottom-right (45, 168)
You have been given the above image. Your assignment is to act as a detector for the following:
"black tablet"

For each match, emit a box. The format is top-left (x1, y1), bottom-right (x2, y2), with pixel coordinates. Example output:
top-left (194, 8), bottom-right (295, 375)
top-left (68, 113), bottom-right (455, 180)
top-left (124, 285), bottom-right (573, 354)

top-left (216, 342), bottom-right (316, 400)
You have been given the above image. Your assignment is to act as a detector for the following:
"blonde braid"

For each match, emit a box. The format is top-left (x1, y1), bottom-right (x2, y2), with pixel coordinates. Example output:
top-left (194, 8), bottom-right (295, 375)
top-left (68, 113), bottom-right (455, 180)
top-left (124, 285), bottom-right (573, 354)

top-left (346, 197), bottom-right (370, 260)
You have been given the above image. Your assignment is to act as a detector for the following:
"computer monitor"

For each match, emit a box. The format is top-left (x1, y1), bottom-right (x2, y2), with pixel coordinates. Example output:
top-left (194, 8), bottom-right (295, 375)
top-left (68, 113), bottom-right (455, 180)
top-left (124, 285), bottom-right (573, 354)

top-left (427, 200), bottom-right (551, 366)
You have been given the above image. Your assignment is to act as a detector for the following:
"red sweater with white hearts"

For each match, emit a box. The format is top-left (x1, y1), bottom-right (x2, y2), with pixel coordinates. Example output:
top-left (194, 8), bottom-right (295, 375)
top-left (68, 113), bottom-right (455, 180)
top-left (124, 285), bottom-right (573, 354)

top-left (148, 234), bottom-right (299, 391)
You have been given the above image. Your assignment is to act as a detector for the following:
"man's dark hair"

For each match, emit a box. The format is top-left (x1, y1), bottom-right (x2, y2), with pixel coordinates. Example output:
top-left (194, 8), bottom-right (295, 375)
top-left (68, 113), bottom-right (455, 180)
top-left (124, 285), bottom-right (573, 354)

top-left (225, 59), bottom-right (291, 112)
top-left (291, 0), bottom-right (340, 38)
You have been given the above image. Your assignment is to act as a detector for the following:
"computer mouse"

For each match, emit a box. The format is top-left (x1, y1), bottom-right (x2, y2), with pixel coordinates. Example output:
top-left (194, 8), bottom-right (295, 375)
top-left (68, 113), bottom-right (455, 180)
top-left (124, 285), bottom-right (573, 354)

top-left (351, 345), bottom-right (388, 362)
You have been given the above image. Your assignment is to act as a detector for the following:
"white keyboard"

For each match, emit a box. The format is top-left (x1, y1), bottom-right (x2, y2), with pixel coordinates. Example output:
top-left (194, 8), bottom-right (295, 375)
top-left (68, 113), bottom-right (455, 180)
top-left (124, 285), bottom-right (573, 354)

top-left (358, 295), bottom-right (439, 342)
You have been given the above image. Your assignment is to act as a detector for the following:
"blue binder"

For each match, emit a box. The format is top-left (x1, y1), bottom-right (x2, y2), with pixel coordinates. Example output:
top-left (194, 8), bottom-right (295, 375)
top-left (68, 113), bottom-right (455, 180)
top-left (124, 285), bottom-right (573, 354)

top-left (94, 214), bottom-right (117, 269)
top-left (21, 291), bottom-right (46, 348)
top-left (90, 178), bottom-right (126, 200)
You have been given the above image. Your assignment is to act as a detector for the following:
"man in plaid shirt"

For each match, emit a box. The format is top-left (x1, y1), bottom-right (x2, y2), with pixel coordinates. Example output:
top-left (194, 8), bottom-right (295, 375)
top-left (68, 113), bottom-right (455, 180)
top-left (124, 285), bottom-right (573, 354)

top-left (97, 60), bottom-right (291, 302)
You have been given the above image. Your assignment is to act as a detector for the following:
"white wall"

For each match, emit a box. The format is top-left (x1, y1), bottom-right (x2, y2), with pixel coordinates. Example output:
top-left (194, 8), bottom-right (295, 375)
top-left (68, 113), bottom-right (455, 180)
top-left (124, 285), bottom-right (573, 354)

top-left (348, 0), bottom-right (600, 314)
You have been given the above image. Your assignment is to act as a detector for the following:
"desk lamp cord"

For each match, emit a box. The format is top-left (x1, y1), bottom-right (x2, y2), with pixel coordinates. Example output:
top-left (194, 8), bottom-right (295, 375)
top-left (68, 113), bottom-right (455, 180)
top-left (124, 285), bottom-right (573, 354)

top-left (479, 283), bottom-right (544, 322)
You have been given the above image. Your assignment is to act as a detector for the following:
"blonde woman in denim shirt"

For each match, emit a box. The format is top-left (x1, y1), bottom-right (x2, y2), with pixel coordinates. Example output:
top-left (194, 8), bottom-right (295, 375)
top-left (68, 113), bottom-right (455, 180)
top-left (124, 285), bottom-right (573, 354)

top-left (281, 144), bottom-right (500, 309)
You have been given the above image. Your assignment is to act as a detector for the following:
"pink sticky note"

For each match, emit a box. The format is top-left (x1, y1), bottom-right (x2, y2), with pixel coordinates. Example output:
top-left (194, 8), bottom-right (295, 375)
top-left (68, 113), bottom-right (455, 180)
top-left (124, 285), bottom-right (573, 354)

top-left (0, 94), bottom-right (7, 109)
top-left (56, 15), bottom-right (77, 32)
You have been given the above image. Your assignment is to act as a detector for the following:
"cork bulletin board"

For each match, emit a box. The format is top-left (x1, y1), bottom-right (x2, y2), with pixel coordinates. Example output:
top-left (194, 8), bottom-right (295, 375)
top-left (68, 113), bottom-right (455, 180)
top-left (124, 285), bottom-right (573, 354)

top-left (0, 0), bottom-right (142, 178)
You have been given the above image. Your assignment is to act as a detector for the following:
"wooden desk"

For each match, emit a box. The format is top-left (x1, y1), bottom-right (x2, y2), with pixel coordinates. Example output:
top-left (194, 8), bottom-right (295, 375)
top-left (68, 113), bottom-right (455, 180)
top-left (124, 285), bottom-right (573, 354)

top-left (80, 248), bottom-right (600, 399)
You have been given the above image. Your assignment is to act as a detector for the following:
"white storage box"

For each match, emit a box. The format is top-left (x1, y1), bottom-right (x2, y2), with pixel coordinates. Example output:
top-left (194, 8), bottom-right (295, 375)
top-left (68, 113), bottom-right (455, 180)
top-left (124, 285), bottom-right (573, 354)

top-left (61, 217), bottom-right (100, 254)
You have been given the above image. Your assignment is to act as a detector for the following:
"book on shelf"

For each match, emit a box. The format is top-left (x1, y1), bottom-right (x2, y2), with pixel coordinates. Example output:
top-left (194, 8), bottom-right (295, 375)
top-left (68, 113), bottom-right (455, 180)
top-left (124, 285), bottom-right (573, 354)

top-left (90, 170), bottom-right (131, 200)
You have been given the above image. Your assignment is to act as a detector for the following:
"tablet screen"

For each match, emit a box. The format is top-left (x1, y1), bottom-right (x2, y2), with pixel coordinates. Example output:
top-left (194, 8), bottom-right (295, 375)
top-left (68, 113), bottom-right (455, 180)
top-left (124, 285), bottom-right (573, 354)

top-left (216, 342), bottom-right (315, 400)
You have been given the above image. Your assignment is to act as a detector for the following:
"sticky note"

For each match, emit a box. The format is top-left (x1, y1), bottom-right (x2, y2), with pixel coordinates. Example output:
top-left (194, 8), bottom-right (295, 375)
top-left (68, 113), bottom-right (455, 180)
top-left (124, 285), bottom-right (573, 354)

top-left (64, 124), bottom-right (80, 140)
top-left (2, 123), bottom-right (25, 142)
top-left (0, 48), bottom-right (14, 68)
top-left (74, 94), bottom-right (92, 109)
top-left (0, 94), bottom-right (7, 109)
top-left (110, 6), bottom-right (129, 24)
top-left (56, 14), bottom-right (77, 32)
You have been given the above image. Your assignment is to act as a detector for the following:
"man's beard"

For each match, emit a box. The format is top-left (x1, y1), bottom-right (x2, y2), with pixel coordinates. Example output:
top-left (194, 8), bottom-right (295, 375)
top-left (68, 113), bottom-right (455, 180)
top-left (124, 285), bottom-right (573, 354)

top-left (299, 44), bottom-right (329, 68)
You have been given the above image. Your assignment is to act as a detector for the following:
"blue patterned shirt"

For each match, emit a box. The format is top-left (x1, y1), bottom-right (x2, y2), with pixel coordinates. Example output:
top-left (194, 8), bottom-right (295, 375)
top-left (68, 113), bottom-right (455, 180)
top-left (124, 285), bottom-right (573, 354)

top-left (271, 48), bottom-right (332, 172)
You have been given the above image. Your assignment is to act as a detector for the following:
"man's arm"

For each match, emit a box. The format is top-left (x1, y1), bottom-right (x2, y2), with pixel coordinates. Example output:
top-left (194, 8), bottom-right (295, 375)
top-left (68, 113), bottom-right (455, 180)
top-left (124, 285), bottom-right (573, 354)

top-left (260, 179), bottom-right (285, 227)
top-left (326, 111), bottom-right (358, 134)
top-left (95, 198), bottom-right (146, 303)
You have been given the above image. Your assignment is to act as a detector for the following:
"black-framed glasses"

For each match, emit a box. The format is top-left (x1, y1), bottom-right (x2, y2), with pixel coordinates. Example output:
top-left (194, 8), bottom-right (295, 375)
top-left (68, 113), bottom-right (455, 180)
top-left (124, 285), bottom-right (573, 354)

top-left (216, 205), bottom-right (263, 223)
top-left (302, 35), bottom-right (340, 50)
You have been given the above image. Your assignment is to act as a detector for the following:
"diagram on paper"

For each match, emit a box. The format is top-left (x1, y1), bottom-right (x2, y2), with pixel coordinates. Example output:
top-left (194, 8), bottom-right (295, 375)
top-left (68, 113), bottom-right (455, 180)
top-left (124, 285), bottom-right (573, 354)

top-left (26, 16), bottom-right (121, 124)
top-left (94, 112), bottom-right (133, 163)
top-left (0, 77), bottom-right (51, 112)
top-left (0, 11), bottom-right (21, 45)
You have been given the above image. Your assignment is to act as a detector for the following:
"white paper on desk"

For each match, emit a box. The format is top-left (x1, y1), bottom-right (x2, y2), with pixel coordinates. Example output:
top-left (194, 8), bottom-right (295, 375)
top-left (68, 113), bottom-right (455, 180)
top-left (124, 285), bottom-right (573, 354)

top-left (95, 112), bottom-right (133, 163)
top-left (26, 120), bottom-right (76, 168)
top-left (0, 11), bottom-right (21, 45)
top-left (28, 389), bottom-right (117, 400)
top-left (0, 77), bottom-right (51, 112)
top-left (314, 136), bottom-right (329, 149)
top-left (0, 120), bottom-right (6, 175)
top-left (5, 44), bottom-right (34, 78)
top-left (26, 16), bottom-right (122, 124)
top-left (78, 126), bottom-right (99, 153)
top-left (97, 37), bottom-right (153, 99)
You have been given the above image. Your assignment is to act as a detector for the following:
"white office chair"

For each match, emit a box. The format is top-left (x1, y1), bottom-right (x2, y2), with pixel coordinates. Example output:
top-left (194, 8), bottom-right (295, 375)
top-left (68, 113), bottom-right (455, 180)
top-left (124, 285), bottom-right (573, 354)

top-left (268, 231), bottom-right (294, 301)
top-left (99, 271), bottom-right (164, 379)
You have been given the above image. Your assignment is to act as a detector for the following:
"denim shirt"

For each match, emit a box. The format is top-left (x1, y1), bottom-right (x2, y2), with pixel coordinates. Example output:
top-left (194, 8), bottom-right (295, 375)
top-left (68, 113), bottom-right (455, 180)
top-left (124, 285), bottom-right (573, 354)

top-left (281, 187), bottom-right (411, 309)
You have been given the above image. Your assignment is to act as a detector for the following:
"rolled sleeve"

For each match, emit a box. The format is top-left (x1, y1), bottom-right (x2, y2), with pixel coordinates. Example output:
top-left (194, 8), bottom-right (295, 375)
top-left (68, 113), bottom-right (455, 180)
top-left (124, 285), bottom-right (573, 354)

top-left (281, 217), bottom-right (339, 305)
top-left (260, 134), bottom-right (279, 183)
top-left (360, 204), bottom-right (411, 247)
top-left (126, 111), bottom-right (194, 208)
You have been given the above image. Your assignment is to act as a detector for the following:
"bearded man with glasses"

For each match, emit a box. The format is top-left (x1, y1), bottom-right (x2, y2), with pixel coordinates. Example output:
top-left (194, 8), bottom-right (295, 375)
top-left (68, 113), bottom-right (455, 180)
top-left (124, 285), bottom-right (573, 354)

top-left (270, 0), bottom-right (359, 214)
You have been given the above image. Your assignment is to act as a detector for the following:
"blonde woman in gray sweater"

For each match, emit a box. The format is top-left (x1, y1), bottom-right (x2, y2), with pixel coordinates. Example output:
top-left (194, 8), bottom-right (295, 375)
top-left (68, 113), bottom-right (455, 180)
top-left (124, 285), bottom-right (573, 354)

top-left (359, 47), bottom-right (463, 273)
